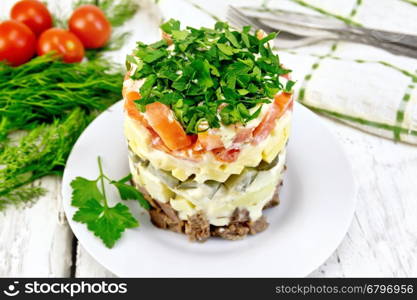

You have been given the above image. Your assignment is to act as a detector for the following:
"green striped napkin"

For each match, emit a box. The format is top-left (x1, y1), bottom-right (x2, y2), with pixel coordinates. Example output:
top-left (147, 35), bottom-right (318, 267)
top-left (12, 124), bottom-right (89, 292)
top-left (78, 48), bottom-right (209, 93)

top-left (156, 0), bottom-right (417, 144)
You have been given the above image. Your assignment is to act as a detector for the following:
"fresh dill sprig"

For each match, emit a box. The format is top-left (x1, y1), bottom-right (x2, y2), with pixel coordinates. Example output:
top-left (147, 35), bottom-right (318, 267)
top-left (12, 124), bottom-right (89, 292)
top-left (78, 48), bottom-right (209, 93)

top-left (0, 109), bottom-right (90, 209)
top-left (0, 187), bottom-right (45, 211)
top-left (0, 54), bottom-right (122, 139)
top-left (0, 56), bottom-right (124, 210)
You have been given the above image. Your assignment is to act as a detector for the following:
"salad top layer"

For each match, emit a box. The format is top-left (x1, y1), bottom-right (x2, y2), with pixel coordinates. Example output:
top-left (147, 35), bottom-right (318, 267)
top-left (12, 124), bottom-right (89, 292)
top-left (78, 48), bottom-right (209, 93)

top-left (125, 19), bottom-right (294, 136)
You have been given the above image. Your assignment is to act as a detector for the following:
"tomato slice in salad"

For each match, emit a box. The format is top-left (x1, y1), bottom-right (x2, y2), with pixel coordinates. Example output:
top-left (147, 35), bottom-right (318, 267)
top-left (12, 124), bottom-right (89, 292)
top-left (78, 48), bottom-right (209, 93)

top-left (233, 127), bottom-right (254, 144)
top-left (275, 91), bottom-right (294, 112)
top-left (124, 92), bottom-right (147, 125)
top-left (252, 92), bottom-right (293, 144)
top-left (123, 83), bottom-right (192, 151)
top-left (145, 102), bottom-right (193, 151)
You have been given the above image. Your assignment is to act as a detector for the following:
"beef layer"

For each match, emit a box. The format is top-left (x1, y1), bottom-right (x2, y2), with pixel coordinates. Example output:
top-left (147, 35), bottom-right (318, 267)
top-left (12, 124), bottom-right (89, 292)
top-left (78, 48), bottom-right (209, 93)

top-left (134, 181), bottom-right (281, 242)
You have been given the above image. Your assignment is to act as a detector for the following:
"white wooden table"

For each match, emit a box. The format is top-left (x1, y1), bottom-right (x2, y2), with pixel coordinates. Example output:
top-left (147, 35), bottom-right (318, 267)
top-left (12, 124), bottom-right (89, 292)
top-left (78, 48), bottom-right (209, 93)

top-left (1, 0), bottom-right (416, 278)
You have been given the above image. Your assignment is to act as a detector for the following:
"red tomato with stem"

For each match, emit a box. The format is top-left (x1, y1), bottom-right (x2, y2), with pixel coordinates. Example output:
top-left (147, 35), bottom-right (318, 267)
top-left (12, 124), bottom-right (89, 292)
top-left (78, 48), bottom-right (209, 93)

top-left (10, 0), bottom-right (52, 37)
top-left (68, 5), bottom-right (111, 49)
top-left (37, 28), bottom-right (85, 63)
top-left (0, 20), bottom-right (36, 66)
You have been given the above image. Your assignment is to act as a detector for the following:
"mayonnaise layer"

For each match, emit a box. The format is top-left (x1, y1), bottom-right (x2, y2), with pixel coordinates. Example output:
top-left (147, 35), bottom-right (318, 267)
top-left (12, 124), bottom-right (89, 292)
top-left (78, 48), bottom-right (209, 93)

top-left (129, 150), bottom-right (286, 226)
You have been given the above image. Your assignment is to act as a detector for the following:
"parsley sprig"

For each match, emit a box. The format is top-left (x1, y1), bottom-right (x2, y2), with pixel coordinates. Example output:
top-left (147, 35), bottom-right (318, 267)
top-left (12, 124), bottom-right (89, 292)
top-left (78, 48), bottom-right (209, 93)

top-left (71, 157), bottom-right (149, 248)
top-left (127, 19), bottom-right (295, 134)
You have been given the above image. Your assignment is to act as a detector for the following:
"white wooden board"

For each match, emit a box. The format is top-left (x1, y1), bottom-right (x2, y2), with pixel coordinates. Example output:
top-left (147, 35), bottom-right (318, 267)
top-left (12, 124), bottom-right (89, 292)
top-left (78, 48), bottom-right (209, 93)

top-left (0, 177), bottom-right (73, 277)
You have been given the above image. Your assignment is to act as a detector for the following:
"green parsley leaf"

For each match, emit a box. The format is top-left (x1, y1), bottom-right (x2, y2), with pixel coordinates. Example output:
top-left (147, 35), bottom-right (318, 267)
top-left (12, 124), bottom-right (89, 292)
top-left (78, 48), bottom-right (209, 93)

top-left (74, 199), bottom-right (138, 248)
top-left (160, 19), bottom-right (180, 34)
top-left (70, 157), bottom-right (149, 248)
top-left (237, 103), bottom-right (250, 118)
top-left (259, 32), bottom-right (277, 44)
top-left (140, 74), bottom-right (157, 98)
top-left (238, 89), bottom-right (249, 95)
top-left (172, 30), bottom-right (189, 41)
top-left (112, 181), bottom-right (150, 210)
top-left (70, 177), bottom-right (102, 207)
top-left (191, 59), bottom-right (213, 90)
top-left (225, 30), bottom-right (240, 48)
top-left (285, 80), bottom-right (296, 92)
top-left (214, 21), bottom-right (229, 30)
top-left (217, 43), bottom-right (235, 56)
top-left (247, 106), bottom-right (262, 121)
top-left (241, 26), bottom-right (251, 48)
top-left (150, 40), bottom-right (167, 49)
top-left (138, 48), bottom-right (167, 63)
top-left (116, 173), bottom-right (133, 184)
top-left (73, 198), bottom-right (105, 224)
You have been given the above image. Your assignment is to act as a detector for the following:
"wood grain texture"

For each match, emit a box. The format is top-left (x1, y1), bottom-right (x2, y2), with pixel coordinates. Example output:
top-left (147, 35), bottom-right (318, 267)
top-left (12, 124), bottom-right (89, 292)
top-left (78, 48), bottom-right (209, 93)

top-left (310, 117), bottom-right (417, 277)
top-left (75, 245), bottom-right (115, 278)
top-left (0, 177), bottom-right (73, 277)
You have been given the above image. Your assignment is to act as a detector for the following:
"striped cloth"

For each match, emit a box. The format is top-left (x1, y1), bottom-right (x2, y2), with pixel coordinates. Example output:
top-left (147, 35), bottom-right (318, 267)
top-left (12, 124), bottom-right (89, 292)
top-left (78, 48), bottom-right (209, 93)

top-left (156, 0), bottom-right (417, 144)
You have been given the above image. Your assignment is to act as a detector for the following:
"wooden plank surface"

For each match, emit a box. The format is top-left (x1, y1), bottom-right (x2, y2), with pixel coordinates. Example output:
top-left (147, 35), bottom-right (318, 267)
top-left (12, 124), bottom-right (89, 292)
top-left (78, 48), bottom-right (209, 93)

top-left (0, 177), bottom-right (73, 277)
top-left (75, 245), bottom-right (115, 278)
top-left (310, 118), bottom-right (417, 277)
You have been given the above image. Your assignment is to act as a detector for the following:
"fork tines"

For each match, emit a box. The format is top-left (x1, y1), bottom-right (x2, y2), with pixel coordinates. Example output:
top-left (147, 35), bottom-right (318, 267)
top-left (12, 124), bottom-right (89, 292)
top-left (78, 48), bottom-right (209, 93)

top-left (227, 6), bottom-right (269, 33)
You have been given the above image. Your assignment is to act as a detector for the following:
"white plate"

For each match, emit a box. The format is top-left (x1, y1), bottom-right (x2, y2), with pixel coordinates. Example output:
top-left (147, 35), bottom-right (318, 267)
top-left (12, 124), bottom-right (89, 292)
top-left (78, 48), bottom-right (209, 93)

top-left (62, 100), bottom-right (356, 277)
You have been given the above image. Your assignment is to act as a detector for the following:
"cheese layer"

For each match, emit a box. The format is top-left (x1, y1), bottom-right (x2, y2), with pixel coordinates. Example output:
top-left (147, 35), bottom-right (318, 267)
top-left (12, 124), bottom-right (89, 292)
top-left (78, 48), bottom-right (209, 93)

top-left (125, 110), bottom-right (291, 183)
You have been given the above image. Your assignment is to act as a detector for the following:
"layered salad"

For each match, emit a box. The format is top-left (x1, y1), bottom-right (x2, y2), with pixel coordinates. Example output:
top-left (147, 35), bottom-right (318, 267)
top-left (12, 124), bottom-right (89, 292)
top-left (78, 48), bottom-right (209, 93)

top-left (123, 19), bottom-right (294, 241)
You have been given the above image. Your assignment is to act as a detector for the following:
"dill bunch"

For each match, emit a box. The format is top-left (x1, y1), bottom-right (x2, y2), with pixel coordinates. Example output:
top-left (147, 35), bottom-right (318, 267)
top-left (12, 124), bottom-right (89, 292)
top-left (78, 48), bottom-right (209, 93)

top-left (0, 54), bottom-right (122, 138)
top-left (0, 109), bottom-right (91, 209)
top-left (0, 57), bottom-right (122, 209)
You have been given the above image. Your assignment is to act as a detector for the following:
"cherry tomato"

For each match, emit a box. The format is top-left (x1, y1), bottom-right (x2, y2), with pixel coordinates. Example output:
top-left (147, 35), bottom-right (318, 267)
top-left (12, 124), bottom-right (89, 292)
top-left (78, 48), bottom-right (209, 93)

top-left (37, 28), bottom-right (85, 63)
top-left (0, 20), bottom-right (36, 66)
top-left (10, 0), bottom-right (52, 37)
top-left (68, 5), bottom-right (111, 49)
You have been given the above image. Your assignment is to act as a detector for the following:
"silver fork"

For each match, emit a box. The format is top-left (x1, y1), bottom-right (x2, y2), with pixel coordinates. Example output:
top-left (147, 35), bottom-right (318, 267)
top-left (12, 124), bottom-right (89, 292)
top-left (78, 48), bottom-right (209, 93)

top-left (227, 6), bottom-right (417, 59)
top-left (238, 6), bottom-right (417, 49)
top-left (227, 6), bottom-right (336, 48)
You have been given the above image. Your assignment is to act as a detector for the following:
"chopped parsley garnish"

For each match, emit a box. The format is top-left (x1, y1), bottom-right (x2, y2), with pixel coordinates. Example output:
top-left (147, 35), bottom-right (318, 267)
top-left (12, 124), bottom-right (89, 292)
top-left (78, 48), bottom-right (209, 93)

top-left (126, 19), bottom-right (294, 134)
